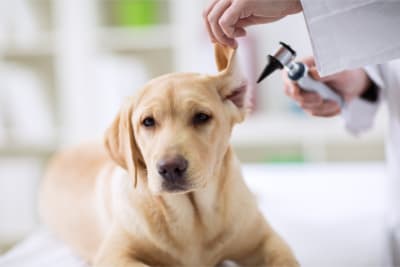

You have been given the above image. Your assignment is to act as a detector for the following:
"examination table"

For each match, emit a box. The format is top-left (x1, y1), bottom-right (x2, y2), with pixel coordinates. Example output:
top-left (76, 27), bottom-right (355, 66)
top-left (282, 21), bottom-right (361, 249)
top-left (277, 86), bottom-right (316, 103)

top-left (0, 163), bottom-right (389, 267)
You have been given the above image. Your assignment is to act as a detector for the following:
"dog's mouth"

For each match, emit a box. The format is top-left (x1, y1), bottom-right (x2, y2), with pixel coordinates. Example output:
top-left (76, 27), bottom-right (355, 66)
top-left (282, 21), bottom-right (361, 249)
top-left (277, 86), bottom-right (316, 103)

top-left (162, 180), bottom-right (191, 194)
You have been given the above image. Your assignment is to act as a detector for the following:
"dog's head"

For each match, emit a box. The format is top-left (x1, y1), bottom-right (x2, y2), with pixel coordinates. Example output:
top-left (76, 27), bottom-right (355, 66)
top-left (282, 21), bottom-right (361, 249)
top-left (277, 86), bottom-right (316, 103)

top-left (105, 44), bottom-right (249, 194)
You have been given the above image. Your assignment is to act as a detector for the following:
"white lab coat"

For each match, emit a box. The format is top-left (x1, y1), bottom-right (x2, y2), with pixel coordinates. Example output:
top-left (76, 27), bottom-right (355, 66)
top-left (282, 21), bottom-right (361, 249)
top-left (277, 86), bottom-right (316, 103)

top-left (300, 0), bottom-right (400, 76)
top-left (365, 61), bottom-right (400, 265)
top-left (300, 0), bottom-right (400, 264)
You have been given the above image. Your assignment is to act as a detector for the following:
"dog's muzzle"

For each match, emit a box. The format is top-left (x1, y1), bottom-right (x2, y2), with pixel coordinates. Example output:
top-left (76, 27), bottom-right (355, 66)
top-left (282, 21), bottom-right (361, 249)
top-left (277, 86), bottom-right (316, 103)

top-left (157, 155), bottom-right (189, 192)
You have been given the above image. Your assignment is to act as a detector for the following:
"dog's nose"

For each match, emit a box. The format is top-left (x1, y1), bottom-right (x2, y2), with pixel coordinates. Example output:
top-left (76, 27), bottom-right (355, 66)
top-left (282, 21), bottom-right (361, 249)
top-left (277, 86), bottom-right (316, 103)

top-left (157, 155), bottom-right (188, 181)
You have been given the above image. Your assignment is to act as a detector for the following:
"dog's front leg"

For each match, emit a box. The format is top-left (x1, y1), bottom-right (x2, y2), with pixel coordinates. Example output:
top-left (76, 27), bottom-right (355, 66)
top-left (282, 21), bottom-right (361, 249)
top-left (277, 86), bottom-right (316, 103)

top-left (237, 222), bottom-right (299, 267)
top-left (260, 231), bottom-right (299, 267)
top-left (93, 225), bottom-right (149, 267)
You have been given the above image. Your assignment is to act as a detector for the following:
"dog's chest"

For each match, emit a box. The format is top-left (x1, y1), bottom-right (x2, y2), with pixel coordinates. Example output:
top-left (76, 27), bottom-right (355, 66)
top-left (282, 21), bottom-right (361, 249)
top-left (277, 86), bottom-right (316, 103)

top-left (156, 195), bottom-right (240, 266)
top-left (124, 194), bottom-right (239, 266)
top-left (108, 168), bottom-right (256, 266)
top-left (169, 220), bottom-right (236, 266)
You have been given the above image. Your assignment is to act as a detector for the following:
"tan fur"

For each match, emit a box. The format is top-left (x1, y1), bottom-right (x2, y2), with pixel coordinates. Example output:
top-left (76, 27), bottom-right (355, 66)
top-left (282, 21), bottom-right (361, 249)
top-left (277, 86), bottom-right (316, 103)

top-left (39, 44), bottom-right (299, 267)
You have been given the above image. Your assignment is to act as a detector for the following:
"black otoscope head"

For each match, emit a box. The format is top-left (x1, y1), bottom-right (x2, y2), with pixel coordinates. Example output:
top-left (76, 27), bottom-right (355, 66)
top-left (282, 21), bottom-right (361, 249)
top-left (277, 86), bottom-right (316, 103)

top-left (257, 41), bottom-right (297, 83)
top-left (256, 55), bottom-right (284, 83)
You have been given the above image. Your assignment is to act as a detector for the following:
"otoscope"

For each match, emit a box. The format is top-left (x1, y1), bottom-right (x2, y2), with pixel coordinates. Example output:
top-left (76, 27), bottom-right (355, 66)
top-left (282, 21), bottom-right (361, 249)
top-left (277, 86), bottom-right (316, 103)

top-left (257, 42), bottom-right (345, 108)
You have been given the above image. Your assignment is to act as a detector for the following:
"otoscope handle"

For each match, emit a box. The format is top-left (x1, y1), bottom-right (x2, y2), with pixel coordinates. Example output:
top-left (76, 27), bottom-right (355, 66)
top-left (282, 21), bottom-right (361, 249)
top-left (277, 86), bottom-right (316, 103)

top-left (298, 75), bottom-right (345, 108)
top-left (290, 63), bottom-right (345, 108)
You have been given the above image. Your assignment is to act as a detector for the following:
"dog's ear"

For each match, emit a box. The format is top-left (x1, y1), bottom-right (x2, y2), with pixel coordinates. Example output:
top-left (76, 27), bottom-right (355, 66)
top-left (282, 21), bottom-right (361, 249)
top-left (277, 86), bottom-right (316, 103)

top-left (104, 97), bottom-right (143, 187)
top-left (214, 43), bottom-right (249, 122)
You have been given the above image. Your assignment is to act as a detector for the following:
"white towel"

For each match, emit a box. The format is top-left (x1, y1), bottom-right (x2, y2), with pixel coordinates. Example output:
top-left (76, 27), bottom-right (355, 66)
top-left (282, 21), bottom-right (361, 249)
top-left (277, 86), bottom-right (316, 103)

top-left (0, 229), bottom-right (88, 267)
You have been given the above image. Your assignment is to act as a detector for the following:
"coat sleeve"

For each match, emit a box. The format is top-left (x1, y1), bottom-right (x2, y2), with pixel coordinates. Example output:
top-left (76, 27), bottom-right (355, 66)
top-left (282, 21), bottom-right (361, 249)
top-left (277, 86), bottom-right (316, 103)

top-left (341, 65), bottom-right (385, 135)
top-left (300, 0), bottom-right (400, 76)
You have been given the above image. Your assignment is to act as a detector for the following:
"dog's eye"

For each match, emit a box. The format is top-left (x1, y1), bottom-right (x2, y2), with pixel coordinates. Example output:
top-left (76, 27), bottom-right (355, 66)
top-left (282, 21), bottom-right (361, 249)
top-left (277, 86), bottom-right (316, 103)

top-left (193, 112), bottom-right (211, 125)
top-left (142, 117), bottom-right (155, 127)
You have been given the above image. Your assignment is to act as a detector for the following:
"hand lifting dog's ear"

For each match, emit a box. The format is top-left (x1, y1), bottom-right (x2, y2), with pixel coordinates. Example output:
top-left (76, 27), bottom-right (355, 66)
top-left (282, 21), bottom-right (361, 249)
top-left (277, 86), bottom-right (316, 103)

top-left (213, 43), bottom-right (250, 123)
top-left (104, 97), bottom-right (144, 187)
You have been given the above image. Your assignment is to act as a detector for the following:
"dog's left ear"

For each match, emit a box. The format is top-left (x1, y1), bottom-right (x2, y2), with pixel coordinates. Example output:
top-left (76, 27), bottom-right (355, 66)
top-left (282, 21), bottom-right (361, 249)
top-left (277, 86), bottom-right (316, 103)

top-left (214, 43), bottom-right (249, 123)
top-left (104, 97), bottom-right (143, 188)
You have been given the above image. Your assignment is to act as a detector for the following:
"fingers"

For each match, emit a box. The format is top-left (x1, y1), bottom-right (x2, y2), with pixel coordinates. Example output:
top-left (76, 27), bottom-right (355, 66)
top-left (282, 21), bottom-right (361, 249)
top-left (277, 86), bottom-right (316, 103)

top-left (307, 101), bottom-right (341, 117)
top-left (203, 0), bottom-right (222, 43)
top-left (203, 0), bottom-right (219, 42)
top-left (203, 0), bottom-right (237, 47)
top-left (307, 67), bottom-right (321, 81)
top-left (233, 27), bottom-right (246, 37)
top-left (283, 75), bottom-right (341, 117)
top-left (203, 0), bottom-right (282, 47)
top-left (235, 16), bottom-right (282, 28)
top-left (219, 1), bottom-right (242, 38)
top-left (203, 0), bottom-right (300, 47)
top-left (284, 82), bottom-right (322, 107)
top-left (300, 56), bottom-right (316, 68)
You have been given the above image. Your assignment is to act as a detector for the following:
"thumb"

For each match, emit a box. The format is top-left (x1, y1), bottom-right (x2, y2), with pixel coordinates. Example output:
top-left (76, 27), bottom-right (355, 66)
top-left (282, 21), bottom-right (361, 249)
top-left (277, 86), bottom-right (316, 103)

top-left (308, 66), bottom-right (322, 81)
top-left (299, 56), bottom-right (321, 80)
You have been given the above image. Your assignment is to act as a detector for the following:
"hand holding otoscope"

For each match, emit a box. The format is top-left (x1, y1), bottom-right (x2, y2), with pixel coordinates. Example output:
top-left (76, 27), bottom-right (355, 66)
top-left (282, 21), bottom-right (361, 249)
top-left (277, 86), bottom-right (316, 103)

top-left (257, 42), bottom-right (345, 116)
top-left (257, 42), bottom-right (375, 118)
top-left (282, 57), bottom-right (342, 116)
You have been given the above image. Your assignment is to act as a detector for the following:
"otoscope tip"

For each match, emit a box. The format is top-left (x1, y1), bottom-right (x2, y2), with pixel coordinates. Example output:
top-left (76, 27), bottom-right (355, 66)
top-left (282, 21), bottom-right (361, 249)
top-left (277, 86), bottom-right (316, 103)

top-left (256, 73), bottom-right (267, 84)
top-left (256, 55), bottom-right (284, 84)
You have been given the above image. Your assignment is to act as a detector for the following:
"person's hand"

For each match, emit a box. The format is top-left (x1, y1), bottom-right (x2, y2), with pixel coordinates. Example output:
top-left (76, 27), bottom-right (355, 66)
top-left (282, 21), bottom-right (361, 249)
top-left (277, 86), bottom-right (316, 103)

top-left (203, 0), bottom-right (302, 47)
top-left (283, 57), bottom-right (372, 117)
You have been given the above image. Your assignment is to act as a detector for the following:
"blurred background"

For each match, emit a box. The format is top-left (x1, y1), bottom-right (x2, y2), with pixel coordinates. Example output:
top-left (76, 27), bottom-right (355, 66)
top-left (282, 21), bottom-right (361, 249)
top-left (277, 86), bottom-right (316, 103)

top-left (0, 0), bottom-right (390, 265)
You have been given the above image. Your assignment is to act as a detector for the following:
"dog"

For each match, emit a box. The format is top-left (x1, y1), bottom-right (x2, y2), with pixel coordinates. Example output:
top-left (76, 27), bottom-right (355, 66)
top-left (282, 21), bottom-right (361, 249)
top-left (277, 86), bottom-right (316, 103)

top-left (39, 44), bottom-right (299, 267)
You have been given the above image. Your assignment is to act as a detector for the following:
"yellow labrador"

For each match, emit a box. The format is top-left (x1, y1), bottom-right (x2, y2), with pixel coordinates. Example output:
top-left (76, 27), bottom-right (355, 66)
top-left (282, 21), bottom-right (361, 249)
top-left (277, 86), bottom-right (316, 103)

top-left (39, 44), bottom-right (299, 267)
